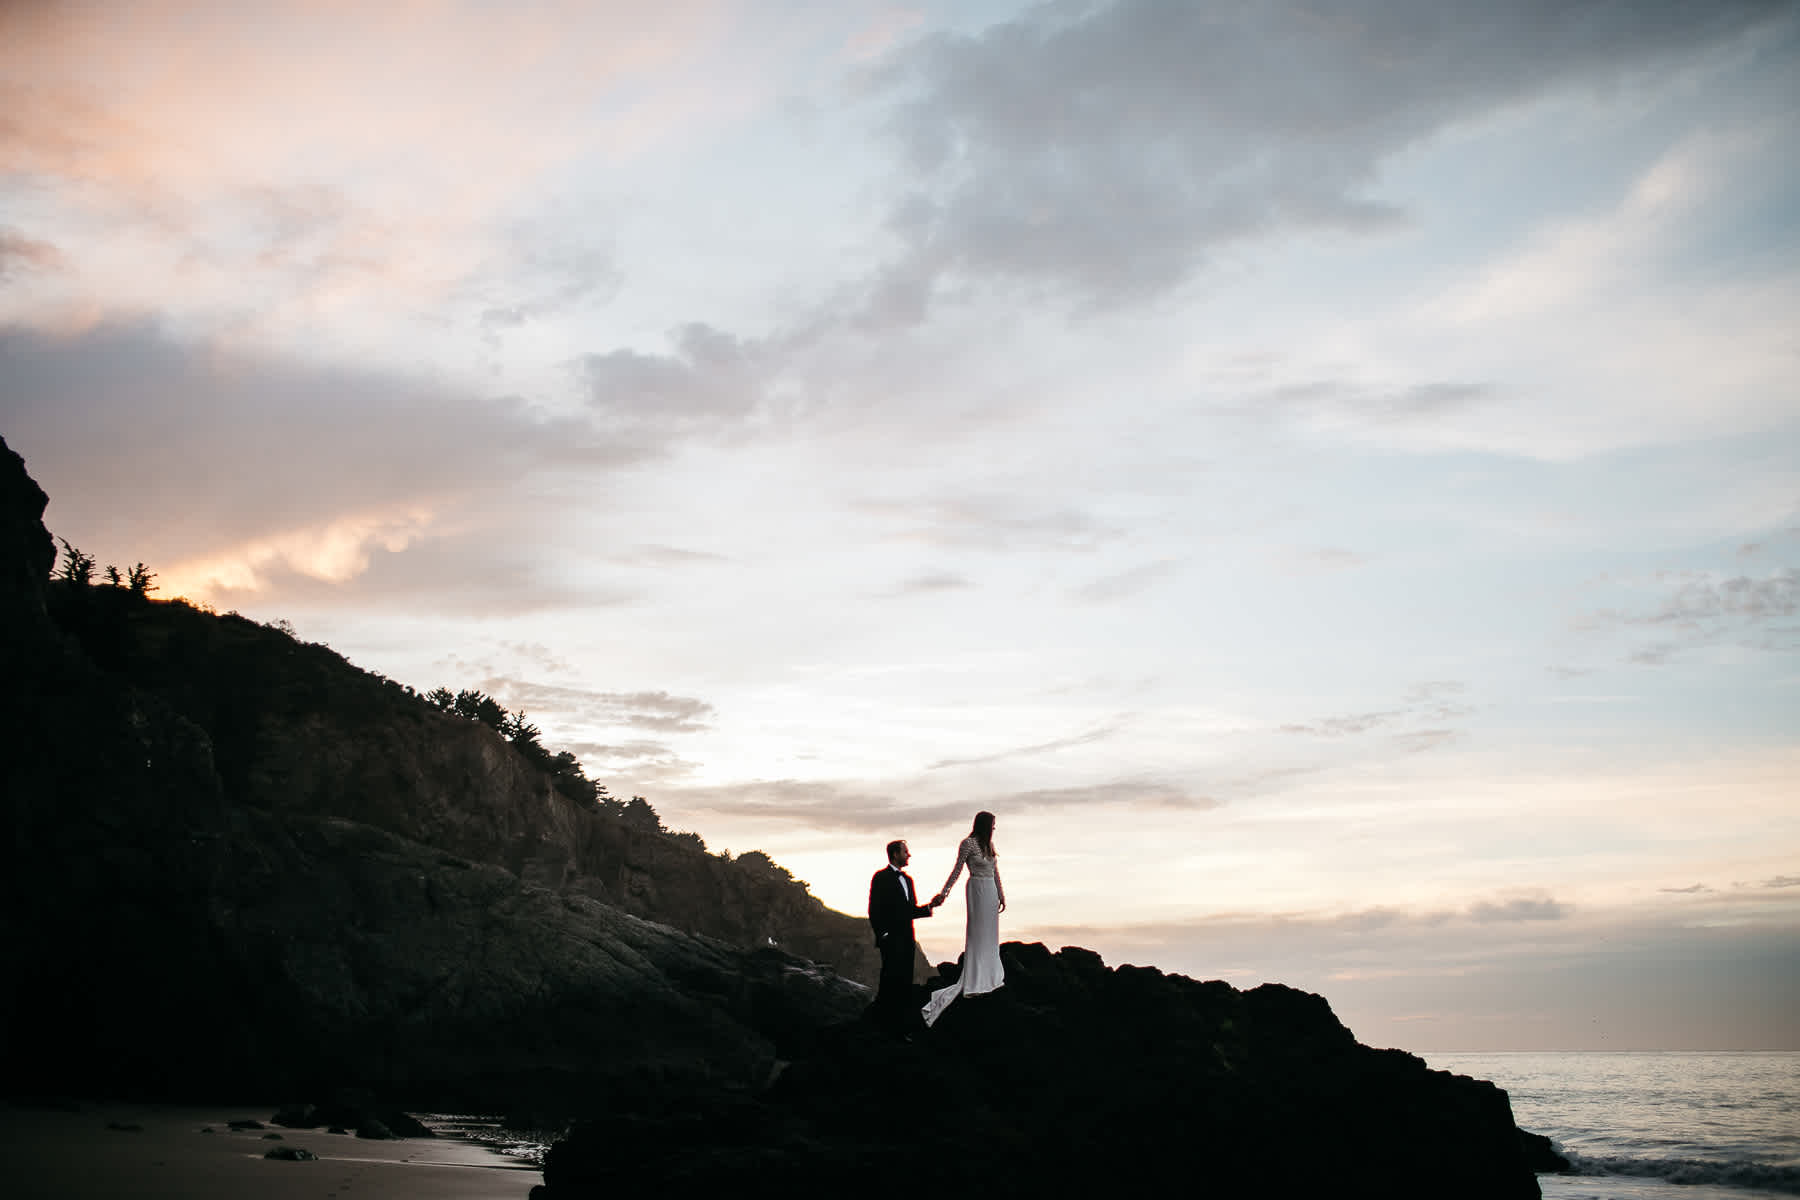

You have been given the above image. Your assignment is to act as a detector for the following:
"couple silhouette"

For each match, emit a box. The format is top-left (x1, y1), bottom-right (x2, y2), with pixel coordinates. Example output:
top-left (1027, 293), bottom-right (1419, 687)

top-left (867, 811), bottom-right (1006, 1035)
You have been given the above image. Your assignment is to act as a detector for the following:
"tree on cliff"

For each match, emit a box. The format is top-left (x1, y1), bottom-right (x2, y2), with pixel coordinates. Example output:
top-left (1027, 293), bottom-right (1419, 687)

top-left (734, 850), bottom-right (796, 885)
top-left (502, 709), bottom-right (550, 764)
top-left (55, 537), bottom-right (95, 585)
top-left (452, 688), bottom-right (509, 731)
top-left (622, 795), bottom-right (664, 833)
top-left (127, 562), bottom-right (158, 596)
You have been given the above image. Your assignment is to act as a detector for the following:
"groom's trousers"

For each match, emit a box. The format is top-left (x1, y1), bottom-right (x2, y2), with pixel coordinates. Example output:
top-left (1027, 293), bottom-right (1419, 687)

top-left (874, 933), bottom-right (920, 1032)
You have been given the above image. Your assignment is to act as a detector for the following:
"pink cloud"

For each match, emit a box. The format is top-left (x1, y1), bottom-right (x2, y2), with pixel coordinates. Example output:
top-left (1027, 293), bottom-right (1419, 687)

top-left (0, 0), bottom-right (747, 336)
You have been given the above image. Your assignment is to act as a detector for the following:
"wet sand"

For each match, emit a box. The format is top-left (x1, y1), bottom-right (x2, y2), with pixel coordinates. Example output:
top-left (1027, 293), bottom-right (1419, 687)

top-left (0, 1104), bottom-right (539, 1200)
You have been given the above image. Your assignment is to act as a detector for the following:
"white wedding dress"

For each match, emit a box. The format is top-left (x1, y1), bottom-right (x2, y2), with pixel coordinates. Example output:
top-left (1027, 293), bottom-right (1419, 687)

top-left (922, 836), bottom-right (1005, 1027)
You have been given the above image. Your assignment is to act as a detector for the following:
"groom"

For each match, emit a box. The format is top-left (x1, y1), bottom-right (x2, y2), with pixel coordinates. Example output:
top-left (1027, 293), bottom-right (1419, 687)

top-left (868, 839), bottom-right (941, 1034)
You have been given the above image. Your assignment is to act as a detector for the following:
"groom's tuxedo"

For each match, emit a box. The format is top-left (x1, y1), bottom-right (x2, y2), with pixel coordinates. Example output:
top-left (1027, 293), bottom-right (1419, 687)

top-left (868, 865), bottom-right (933, 946)
top-left (868, 865), bottom-right (933, 1032)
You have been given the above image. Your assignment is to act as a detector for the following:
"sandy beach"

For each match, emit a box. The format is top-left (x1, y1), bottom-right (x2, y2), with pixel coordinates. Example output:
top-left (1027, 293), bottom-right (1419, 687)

top-left (0, 1104), bottom-right (539, 1200)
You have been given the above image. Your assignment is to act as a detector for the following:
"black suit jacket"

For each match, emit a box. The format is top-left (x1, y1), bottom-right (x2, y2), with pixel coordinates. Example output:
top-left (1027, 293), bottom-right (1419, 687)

top-left (868, 866), bottom-right (933, 946)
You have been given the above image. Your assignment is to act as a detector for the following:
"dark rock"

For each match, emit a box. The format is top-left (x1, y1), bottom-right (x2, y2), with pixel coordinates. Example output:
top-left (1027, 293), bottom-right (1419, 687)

top-left (1519, 1127), bottom-right (1573, 1173)
top-left (226, 1120), bottom-right (265, 1131)
top-left (537, 941), bottom-right (1544, 1200)
top-left (291, 1093), bottom-right (433, 1140)
top-left (356, 1119), bottom-right (395, 1140)
top-left (262, 1132), bottom-right (283, 1140)
top-left (264, 1146), bottom-right (317, 1161)
top-left (0, 435), bottom-right (54, 659)
top-left (270, 1104), bottom-right (320, 1128)
top-left (328, 1126), bottom-right (349, 1135)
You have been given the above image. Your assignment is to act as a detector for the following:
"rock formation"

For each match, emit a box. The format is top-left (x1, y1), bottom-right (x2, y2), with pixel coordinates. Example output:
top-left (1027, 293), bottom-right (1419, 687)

top-left (538, 941), bottom-right (1548, 1198)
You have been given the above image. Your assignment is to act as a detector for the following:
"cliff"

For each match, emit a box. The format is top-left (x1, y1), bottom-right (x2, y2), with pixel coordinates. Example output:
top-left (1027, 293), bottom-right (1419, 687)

top-left (0, 434), bottom-right (871, 1105)
top-left (38, 567), bottom-right (881, 984)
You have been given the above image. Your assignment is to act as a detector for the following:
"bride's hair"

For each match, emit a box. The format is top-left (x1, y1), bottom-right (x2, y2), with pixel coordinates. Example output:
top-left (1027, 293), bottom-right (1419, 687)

top-left (971, 810), bottom-right (996, 859)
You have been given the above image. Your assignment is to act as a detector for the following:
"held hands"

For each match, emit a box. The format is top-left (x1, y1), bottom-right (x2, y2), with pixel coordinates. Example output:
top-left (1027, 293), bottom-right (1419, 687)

top-left (930, 892), bottom-right (947, 907)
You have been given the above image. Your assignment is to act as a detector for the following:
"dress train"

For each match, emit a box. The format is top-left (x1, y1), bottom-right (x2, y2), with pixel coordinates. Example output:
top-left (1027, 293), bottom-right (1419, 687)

top-left (922, 875), bottom-right (1003, 1027)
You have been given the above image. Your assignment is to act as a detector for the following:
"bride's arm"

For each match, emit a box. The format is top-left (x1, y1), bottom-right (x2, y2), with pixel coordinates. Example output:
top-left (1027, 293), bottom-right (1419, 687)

top-left (935, 838), bottom-right (970, 902)
top-left (996, 861), bottom-right (1006, 912)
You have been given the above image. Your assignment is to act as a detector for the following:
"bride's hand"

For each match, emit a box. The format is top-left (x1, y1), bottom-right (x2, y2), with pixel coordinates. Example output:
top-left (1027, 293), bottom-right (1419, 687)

top-left (998, 899), bottom-right (1007, 913)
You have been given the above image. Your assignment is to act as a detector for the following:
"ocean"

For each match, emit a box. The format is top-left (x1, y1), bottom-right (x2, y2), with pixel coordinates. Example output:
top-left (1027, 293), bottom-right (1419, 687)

top-left (1426, 1052), bottom-right (1800, 1199)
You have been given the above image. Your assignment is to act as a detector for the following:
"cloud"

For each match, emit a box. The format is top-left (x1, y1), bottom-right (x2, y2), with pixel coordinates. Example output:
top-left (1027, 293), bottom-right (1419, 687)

top-left (927, 723), bottom-right (1122, 770)
top-left (1659, 884), bottom-right (1713, 894)
top-left (887, 571), bottom-right (973, 597)
top-left (1281, 711), bottom-right (1404, 737)
top-left (996, 780), bottom-right (1219, 813)
top-left (1582, 567), bottom-right (1800, 664)
top-left (1280, 680), bottom-right (1479, 747)
top-left (579, 322), bottom-right (778, 439)
top-left (565, 740), bottom-right (699, 784)
top-left (610, 543), bottom-right (731, 567)
top-left (1070, 558), bottom-right (1181, 603)
top-left (1393, 729), bottom-right (1460, 754)
top-left (661, 778), bottom-right (915, 832)
top-left (481, 679), bottom-right (717, 733)
top-left (1405, 680), bottom-right (1474, 720)
top-left (0, 0), bottom-right (736, 338)
top-left (860, 0), bottom-right (1787, 310)
top-left (497, 642), bottom-right (577, 675)
top-left (1, 322), bottom-right (632, 597)
top-left (1468, 895), bottom-right (1568, 923)
top-left (1761, 875), bottom-right (1800, 890)
top-left (197, 531), bottom-right (641, 620)
top-left (0, 229), bottom-right (63, 279)
top-left (1647, 569), bottom-right (1799, 625)
top-left (1255, 379), bottom-right (1493, 436)
top-left (1738, 523), bottom-right (1800, 559)
top-left (668, 770), bottom-right (1217, 832)
top-left (571, 739), bottom-right (680, 762)
top-left (859, 493), bottom-right (1124, 553)
top-left (473, 236), bottom-right (620, 339)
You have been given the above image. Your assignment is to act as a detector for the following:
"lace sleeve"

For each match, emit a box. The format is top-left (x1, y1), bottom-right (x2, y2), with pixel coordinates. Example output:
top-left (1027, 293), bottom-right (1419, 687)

top-left (939, 838), bottom-right (972, 896)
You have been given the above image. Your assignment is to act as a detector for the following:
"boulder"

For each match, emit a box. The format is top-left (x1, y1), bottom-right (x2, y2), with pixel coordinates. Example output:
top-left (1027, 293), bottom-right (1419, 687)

top-left (264, 1146), bottom-right (317, 1161)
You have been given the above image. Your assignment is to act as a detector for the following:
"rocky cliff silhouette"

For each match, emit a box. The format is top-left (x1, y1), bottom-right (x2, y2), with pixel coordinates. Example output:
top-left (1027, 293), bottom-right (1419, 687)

top-left (1, 434), bottom-right (872, 1107)
top-left (0, 436), bottom-right (1560, 1196)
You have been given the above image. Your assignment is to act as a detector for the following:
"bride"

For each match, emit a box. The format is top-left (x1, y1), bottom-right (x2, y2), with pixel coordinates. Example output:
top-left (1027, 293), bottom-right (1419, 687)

top-left (922, 811), bottom-right (1006, 1027)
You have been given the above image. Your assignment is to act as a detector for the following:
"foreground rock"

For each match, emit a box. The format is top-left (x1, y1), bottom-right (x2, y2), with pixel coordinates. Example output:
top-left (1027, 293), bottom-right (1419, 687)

top-left (537, 942), bottom-right (1546, 1199)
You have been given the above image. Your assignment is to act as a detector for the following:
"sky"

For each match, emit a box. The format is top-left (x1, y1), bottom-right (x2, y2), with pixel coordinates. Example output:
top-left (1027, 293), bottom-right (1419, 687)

top-left (3, 0), bottom-right (1797, 1051)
